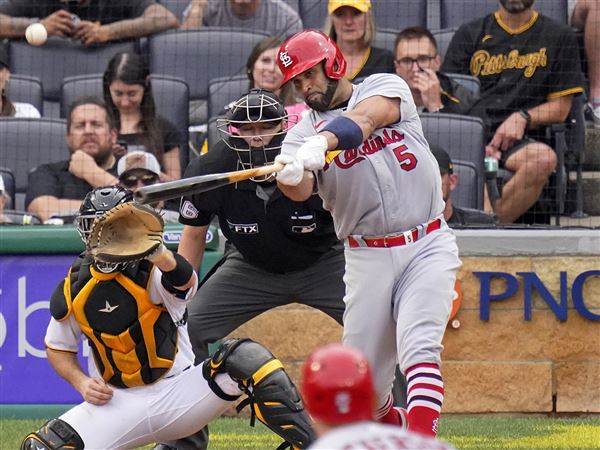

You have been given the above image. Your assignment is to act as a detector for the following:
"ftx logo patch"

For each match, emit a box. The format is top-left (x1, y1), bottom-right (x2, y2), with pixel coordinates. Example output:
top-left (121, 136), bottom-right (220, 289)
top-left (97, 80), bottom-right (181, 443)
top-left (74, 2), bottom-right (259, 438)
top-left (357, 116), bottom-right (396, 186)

top-left (227, 220), bottom-right (258, 234)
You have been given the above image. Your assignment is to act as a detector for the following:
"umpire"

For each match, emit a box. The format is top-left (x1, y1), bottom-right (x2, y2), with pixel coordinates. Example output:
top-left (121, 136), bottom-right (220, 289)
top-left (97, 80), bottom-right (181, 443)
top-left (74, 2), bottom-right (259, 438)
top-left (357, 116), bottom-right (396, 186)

top-left (153, 89), bottom-right (345, 450)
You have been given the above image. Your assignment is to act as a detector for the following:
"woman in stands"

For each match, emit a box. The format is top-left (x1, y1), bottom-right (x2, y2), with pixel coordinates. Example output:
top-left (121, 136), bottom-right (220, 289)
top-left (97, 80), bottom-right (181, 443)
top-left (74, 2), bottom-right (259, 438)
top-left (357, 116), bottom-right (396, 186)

top-left (103, 52), bottom-right (182, 181)
top-left (0, 45), bottom-right (40, 118)
top-left (324, 0), bottom-right (394, 82)
top-left (245, 36), bottom-right (308, 120)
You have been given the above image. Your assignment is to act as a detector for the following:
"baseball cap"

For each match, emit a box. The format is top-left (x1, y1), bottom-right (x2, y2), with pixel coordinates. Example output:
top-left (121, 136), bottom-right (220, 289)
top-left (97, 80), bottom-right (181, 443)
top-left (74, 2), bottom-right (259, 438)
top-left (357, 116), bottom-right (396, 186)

top-left (0, 43), bottom-right (9, 70)
top-left (117, 151), bottom-right (161, 178)
top-left (430, 145), bottom-right (453, 175)
top-left (328, 0), bottom-right (371, 14)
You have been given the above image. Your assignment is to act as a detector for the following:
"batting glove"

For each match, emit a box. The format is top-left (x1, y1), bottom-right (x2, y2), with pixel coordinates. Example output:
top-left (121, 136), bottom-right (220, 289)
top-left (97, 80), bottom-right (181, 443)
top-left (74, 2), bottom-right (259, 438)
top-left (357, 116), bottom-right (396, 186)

top-left (275, 154), bottom-right (304, 186)
top-left (297, 135), bottom-right (327, 170)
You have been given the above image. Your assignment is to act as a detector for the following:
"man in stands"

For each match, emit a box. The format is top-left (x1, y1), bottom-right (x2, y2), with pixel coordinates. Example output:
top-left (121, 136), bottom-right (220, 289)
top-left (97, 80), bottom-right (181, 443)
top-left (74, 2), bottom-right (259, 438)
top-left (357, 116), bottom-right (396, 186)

top-left (0, 0), bottom-right (178, 44)
top-left (26, 97), bottom-right (118, 223)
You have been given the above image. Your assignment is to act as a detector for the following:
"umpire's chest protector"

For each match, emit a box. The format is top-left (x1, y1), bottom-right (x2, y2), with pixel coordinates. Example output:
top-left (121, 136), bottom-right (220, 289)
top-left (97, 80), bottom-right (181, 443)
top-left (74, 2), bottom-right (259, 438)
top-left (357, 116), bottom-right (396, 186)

top-left (50, 256), bottom-right (178, 388)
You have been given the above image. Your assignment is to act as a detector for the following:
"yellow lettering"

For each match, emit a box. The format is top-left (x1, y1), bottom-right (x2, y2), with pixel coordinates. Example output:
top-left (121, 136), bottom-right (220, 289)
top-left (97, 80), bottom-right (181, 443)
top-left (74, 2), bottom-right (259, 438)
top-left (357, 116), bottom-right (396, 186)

top-left (469, 48), bottom-right (547, 78)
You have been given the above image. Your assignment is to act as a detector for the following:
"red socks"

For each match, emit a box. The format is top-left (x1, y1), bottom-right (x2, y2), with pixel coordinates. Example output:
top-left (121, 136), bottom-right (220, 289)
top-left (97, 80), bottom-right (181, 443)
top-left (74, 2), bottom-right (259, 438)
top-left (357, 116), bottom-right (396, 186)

top-left (405, 363), bottom-right (444, 437)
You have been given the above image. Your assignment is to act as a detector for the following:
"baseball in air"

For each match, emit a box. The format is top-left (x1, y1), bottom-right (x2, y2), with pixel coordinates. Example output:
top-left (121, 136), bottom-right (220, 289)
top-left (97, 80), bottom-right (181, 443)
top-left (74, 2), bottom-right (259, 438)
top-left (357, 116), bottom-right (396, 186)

top-left (25, 23), bottom-right (48, 46)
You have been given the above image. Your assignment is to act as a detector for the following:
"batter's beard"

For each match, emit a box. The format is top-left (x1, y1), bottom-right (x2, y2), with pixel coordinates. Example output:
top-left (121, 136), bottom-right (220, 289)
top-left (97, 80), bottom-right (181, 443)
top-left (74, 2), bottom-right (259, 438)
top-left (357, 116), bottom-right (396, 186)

top-left (499, 0), bottom-right (534, 13)
top-left (306, 79), bottom-right (339, 112)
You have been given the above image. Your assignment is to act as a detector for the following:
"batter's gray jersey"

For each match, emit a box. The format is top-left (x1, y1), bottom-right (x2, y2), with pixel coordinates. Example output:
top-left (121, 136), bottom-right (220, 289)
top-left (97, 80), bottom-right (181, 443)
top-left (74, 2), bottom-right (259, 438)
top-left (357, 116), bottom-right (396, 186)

top-left (308, 422), bottom-right (456, 450)
top-left (282, 74), bottom-right (444, 239)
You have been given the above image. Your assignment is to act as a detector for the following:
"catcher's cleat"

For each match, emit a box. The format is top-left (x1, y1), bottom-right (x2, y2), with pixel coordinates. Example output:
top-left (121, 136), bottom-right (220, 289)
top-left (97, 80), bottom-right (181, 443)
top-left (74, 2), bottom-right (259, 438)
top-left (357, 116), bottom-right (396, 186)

top-left (21, 418), bottom-right (84, 450)
top-left (203, 338), bottom-right (315, 449)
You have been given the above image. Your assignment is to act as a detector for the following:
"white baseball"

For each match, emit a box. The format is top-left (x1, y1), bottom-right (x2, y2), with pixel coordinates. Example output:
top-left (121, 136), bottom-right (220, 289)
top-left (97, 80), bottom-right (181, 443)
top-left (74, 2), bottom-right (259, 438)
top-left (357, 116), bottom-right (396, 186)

top-left (25, 23), bottom-right (48, 46)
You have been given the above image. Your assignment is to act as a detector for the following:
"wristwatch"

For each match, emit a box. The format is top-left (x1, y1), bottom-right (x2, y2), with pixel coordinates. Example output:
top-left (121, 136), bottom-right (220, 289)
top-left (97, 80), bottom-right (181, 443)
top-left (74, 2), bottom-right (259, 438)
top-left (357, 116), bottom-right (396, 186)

top-left (518, 109), bottom-right (532, 128)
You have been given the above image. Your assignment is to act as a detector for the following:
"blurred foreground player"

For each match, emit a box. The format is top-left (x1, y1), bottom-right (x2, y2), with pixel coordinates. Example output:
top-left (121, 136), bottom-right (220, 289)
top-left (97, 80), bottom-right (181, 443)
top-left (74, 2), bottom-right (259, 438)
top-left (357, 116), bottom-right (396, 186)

top-left (302, 344), bottom-right (456, 450)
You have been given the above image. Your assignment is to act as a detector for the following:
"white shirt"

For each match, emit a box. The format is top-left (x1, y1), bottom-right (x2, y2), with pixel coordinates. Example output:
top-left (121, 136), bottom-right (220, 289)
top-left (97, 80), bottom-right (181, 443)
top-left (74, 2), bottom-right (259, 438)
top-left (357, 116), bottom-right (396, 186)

top-left (308, 422), bottom-right (456, 450)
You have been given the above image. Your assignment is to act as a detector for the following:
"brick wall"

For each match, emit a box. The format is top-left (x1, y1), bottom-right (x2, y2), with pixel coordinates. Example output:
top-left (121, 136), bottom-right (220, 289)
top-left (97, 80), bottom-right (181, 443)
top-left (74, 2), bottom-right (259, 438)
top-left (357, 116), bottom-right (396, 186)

top-left (226, 256), bottom-right (600, 413)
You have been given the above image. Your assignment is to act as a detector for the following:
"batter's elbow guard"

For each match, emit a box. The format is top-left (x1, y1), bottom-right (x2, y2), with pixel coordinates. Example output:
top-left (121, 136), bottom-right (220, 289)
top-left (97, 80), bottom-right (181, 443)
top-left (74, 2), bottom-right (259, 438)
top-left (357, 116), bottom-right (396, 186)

top-left (21, 418), bottom-right (84, 450)
top-left (203, 338), bottom-right (315, 449)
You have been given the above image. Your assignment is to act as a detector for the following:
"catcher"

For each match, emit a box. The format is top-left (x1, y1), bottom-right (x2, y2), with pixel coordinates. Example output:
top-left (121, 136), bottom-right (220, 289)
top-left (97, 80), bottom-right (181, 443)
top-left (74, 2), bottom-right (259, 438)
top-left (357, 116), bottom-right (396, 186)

top-left (20, 186), bottom-right (314, 450)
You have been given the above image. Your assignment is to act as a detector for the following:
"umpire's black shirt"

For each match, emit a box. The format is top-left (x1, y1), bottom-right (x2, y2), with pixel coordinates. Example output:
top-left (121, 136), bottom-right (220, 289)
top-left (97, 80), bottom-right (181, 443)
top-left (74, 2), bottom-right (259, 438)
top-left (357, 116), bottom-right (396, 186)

top-left (179, 141), bottom-right (340, 273)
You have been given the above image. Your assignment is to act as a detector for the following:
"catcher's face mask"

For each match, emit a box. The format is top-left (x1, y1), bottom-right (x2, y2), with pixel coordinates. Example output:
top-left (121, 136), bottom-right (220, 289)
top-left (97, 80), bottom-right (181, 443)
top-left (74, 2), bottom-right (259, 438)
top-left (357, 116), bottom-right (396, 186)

top-left (218, 89), bottom-right (290, 182)
top-left (76, 186), bottom-right (134, 272)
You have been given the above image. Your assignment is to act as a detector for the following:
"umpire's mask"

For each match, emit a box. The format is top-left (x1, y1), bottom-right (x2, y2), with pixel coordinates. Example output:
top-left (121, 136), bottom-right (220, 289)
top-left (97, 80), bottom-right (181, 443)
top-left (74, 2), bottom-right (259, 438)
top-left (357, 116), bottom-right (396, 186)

top-left (218, 89), bottom-right (289, 182)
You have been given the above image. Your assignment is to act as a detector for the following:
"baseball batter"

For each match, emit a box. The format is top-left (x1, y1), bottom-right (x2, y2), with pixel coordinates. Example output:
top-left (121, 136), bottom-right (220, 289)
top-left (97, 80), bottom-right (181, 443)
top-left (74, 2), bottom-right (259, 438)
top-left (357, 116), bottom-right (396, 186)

top-left (275, 30), bottom-right (461, 437)
top-left (20, 187), bottom-right (314, 450)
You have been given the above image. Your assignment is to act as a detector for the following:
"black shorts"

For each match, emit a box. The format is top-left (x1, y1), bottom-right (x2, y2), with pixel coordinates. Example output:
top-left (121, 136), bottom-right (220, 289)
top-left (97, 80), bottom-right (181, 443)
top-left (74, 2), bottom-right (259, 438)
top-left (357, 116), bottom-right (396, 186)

top-left (499, 133), bottom-right (553, 167)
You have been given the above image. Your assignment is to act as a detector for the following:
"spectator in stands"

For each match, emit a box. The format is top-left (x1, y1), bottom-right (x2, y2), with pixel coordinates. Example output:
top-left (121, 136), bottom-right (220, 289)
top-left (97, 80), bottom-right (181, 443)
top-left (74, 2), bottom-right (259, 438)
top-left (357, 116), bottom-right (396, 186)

top-left (0, 175), bottom-right (9, 223)
top-left (394, 27), bottom-right (478, 115)
top-left (103, 52), bottom-right (182, 181)
top-left (324, 0), bottom-right (394, 82)
top-left (570, 0), bottom-right (600, 127)
top-left (442, 0), bottom-right (585, 224)
top-left (117, 151), bottom-right (179, 223)
top-left (0, 0), bottom-right (178, 44)
top-left (245, 36), bottom-right (308, 119)
top-left (0, 174), bottom-right (42, 224)
top-left (182, 0), bottom-right (302, 38)
top-left (431, 145), bottom-right (495, 227)
top-left (198, 36), bottom-right (308, 154)
top-left (26, 97), bottom-right (118, 223)
top-left (0, 43), bottom-right (40, 117)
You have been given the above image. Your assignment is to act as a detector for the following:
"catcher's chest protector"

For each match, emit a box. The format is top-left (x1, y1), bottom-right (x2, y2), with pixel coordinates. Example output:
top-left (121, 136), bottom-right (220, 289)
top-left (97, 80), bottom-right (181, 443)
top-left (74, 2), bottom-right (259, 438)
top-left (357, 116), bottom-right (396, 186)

top-left (62, 258), bottom-right (178, 388)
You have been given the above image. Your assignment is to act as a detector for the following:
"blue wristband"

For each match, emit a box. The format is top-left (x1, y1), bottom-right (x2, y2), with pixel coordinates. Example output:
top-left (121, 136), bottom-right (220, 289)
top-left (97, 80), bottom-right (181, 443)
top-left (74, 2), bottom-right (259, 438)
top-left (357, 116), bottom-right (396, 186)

top-left (321, 116), bottom-right (364, 150)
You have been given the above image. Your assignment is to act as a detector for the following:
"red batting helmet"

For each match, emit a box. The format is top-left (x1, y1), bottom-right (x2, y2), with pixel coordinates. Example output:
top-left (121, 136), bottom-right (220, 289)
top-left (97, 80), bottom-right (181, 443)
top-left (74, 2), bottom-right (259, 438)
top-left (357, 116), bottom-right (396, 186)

top-left (301, 344), bottom-right (374, 425)
top-left (278, 30), bottom-right (347, 85)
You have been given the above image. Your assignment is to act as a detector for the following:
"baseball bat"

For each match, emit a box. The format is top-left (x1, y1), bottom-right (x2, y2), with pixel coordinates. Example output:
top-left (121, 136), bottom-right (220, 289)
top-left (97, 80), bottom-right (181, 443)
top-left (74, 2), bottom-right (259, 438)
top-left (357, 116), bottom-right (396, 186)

top-left (135, 161), bottom-right (284, 204)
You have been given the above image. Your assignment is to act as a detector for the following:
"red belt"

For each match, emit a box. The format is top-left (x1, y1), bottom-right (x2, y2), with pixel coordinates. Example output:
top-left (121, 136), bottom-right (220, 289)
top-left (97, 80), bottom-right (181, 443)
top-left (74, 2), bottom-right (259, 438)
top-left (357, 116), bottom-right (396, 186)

top-left (346, 218), bottom-right (442, 248)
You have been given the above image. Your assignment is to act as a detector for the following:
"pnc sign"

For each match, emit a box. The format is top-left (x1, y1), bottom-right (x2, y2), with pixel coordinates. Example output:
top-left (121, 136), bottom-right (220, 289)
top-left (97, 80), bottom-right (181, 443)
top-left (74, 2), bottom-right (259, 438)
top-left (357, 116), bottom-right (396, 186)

top-left (474, 270), bottom-right (600, 322)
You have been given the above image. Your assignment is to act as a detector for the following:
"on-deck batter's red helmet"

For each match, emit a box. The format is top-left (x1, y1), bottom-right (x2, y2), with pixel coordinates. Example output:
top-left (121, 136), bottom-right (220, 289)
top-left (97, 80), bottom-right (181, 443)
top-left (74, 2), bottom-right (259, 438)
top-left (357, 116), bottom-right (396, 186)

top-left (301, 344), bottom-right (374, 425)
top-left (278, 30), bottom-right (347, 85)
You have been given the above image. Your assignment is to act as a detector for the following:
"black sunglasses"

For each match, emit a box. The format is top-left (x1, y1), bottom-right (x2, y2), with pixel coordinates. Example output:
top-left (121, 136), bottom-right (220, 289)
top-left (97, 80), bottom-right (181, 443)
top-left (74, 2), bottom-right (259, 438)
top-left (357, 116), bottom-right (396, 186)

top-left (120, 173), bottom-right (159, 188)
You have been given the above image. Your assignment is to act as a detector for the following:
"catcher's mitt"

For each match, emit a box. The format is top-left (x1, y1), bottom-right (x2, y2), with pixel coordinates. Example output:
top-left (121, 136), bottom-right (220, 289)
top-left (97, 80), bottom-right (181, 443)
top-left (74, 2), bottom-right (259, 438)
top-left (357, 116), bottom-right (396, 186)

top-left (88, 202), bottom-right (164, 263)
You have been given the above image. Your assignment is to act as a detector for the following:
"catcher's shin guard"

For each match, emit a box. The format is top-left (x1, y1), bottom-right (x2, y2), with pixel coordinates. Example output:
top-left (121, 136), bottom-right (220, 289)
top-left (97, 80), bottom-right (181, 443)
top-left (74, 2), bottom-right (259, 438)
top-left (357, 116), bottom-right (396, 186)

top-left (21, 418), bottom-right (84, 450)
top-left (203, 338), bottom-right (315, 449)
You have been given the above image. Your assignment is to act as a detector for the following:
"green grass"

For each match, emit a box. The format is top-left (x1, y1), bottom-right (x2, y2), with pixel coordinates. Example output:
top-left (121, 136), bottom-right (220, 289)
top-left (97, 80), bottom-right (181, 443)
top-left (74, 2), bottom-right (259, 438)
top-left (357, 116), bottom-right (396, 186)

top-left (2, 415), bottom-right (599, 449)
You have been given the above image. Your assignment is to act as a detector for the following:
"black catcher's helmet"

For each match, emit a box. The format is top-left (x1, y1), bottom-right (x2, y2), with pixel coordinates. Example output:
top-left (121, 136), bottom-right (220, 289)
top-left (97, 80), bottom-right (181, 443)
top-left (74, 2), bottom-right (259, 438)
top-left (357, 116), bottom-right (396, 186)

top-left (75, 186), bottom-right (134, 272)
top-left (218, 89), bottom-right (289, 182)
top-left (75, 186), bottom-right (133, 243)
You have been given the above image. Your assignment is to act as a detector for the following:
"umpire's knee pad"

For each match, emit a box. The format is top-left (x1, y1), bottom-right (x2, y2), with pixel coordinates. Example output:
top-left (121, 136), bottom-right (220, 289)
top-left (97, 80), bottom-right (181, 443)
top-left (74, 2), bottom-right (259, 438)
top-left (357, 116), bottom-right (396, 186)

top-left (203, 338), bottom-right (315, 449)
top-left (21, 418), bottom-right (84, 450)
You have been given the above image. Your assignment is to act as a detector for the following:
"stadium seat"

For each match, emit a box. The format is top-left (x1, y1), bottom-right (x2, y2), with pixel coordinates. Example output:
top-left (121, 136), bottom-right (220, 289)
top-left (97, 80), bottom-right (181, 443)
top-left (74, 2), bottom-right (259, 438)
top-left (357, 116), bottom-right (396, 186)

top-left (60, 74), bottom-right (191, 168)
top-left (6, 75), bottom-right (44, 115)
top-left (0, 167), bottom-right (16, 209)
top-left (445, 72), bottom-right (481, 97)
top-left (0, 118), bottom-right (67, 208)
top-left (373, 28), bottom-right (398, 54)
top-left (282, 0), bottom-right (300, 13)
top-left (8, 38), bottom-right (137, 113)
top-left (433, 28), bottom-right (457, 62)
top-left (207, 75), bottom-right (249, 120)
top-left (299, 0), bottom-right (427, 31)
top-left (148, 29), bottom-right (269, 124)
top-left (452, 159), bottom-right (481, 210)
top-left (439, 0), bottom-right (569, 29)
top-left (420, 113), bottom-right (486, 209)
